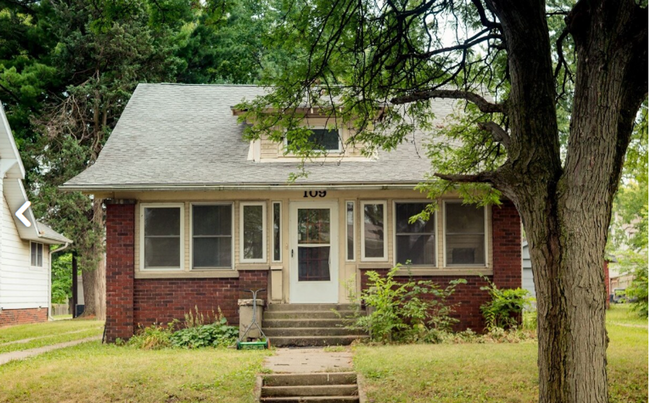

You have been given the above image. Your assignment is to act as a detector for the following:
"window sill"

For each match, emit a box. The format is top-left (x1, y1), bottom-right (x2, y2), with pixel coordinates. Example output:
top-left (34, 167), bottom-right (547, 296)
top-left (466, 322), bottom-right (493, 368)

top-left (236, 264), bottom-right (270, 271)
top-left (135, 270), bottom-right (239, 279)
top-left (395, 267), bottom-right (493, 276)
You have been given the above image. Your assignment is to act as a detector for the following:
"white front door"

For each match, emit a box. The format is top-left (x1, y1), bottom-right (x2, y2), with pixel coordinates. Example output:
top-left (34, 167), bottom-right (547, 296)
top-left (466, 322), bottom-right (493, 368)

top-left (289, 201), bottom-right (339, 303)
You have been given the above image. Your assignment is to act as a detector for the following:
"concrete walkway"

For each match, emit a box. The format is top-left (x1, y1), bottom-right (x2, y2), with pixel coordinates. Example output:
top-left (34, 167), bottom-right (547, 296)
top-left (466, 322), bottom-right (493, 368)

top-left (264, 347), bottom-right (354, 373)
top-left (0, 336), bottom-right (101, 365)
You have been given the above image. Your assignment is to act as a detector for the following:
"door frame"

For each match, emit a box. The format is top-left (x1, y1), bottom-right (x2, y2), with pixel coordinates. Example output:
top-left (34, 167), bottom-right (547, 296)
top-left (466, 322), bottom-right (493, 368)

top-left (288, 200), bottom-right (339, 303)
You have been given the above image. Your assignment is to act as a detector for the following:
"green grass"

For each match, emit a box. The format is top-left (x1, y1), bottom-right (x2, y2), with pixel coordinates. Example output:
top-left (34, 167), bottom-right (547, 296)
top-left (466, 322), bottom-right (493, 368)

top-left (0, 319), bottom-right (104, 345)
top-left (355, 305), bottom-right (648, 403)
top-left (0, 342), bottom-right (271, 403)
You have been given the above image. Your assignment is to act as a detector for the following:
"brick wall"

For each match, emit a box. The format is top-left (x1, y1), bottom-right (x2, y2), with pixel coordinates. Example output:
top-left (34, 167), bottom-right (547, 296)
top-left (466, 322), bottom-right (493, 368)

top-left (0, 308), bottom-right (47, 327)
top-left (492, 201), bottom-right (522, 289)
top-left (105, 203), bottom-right (136, 342)
top-left (133, 271), bottom-right (268, 329)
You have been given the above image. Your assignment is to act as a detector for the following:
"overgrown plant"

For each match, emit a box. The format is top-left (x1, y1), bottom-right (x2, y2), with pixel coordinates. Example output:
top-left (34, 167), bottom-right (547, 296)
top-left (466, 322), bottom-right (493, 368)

top-left (480, 278), bottom-right (531, 330)
top-left (127, 323), bottom-right (174, 350)
top-left (171, 309), bottom-right (238, 349)
top-left (348, 266), bottom-right (465, 343)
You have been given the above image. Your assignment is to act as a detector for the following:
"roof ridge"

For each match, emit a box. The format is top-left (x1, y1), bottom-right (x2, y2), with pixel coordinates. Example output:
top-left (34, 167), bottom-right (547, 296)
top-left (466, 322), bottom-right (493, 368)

top-left (138, 83), bottom-right (263, 88)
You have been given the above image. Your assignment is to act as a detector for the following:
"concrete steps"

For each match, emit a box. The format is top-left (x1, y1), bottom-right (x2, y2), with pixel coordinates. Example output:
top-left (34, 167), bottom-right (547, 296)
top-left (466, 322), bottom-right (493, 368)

top-left (263, 304), bottom-right (368, 347)
top-left (260, 372), bottom-right (359, 403)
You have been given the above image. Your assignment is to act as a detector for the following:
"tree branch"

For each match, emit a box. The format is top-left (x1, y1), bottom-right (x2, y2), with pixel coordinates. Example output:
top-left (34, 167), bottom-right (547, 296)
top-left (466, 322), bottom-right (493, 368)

top-left (390, 89), bottom-right (505, 113)
top-left (434, 171), bottom-right (496, 184)
top-left (470, 0), bottom-right (501, 30)
top-left (478, 121), bottom-right (510, 148)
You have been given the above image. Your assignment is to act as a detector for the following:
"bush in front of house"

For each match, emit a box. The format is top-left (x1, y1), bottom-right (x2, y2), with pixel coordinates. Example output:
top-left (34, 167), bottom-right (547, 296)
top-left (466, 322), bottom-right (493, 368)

top-left (480, 277), bottom-right (532, 331)
top-left (127, 307), bottom-right (239, 349)
top-left (348, 265), bottom-right (466, 343)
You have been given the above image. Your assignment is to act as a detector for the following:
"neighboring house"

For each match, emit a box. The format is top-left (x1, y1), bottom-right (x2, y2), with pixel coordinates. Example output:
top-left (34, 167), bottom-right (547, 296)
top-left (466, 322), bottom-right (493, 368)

top-left (0, 104), bottom-right (72, 327)
top-left (63, 84), bottom-right (522, 342)
top-left (522, 241), bottom-right (535, 298)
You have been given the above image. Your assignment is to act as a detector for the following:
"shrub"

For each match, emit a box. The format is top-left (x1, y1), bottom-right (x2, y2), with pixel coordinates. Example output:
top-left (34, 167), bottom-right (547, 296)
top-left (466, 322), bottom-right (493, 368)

top-left (128, 323), bottom-right (174, 350)
top-left (480, 278), bottom-right (531, 330)
top-left (170, 315), bottom-right (239, 349)
top-left (348, 265), bottom-right (465, 343)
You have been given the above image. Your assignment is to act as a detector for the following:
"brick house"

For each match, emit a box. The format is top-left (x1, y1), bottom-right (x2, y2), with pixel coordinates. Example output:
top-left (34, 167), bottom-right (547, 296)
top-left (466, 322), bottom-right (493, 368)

top-left (63, 84), bottom-right (522, 342)
top-left (0, 104), bottom-right (72, 327)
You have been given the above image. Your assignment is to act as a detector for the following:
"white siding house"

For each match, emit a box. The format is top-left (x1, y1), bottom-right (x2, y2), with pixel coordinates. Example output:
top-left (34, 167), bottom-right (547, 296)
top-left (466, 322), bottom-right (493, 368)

top-left (0, 103), bottom-right (71, 326)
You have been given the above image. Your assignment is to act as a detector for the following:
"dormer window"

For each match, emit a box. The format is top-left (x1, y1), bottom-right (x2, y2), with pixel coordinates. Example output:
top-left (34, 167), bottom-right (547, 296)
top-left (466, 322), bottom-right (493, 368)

top-left (287, 128), bottom-right (341, 152)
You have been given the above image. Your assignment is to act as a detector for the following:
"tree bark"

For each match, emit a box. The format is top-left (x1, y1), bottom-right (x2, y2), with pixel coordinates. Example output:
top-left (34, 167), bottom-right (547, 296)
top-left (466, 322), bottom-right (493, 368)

top-left (80, 197), bottom-right (106, 320)
top-left (483, 0), bottom-right (647, 402)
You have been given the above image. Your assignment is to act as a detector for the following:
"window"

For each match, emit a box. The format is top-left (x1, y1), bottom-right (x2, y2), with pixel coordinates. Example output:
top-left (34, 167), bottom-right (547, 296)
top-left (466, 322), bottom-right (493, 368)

top-left (141, 204), bottom-right (183, 270)
top-left (191, 204), bottom-right (232, 269)
top-left (272, 202), bottom-right (281, 262)
top-left (240, 202), bottom-right (266, 262)
top-left (287, 128), bottom-right (341, 152)
top-left (346, 201), bottom-right (355, 261)
top-left (361, 201), bottom-right (386, 260)
top-left (30, 242), bottom-right (43, 267)
top-left (395, 202), bottom-right (436, 265)
top-left (444, 202), bottom-right (486, 266)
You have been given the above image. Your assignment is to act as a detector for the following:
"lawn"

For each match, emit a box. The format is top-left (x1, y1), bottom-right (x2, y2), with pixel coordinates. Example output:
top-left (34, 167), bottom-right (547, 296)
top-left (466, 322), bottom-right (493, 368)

top-left (0, 342), bottom-right (270, 403)
top-left (355, 304), bottom-right (648, 403)
top-left (0, 319), bottom-right (104, 354)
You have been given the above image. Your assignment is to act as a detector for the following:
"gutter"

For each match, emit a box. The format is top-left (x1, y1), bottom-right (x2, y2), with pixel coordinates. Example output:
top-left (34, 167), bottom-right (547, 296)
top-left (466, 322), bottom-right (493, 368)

top-left (60, 182), bottom-right (421, 193)
top-left (48, 242), bottom-right (71, 321)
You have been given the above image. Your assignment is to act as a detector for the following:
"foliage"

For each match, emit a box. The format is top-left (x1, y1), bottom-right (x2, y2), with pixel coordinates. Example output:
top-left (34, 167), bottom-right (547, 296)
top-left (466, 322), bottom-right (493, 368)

top-left (51, 252), bottom-right (73, 304)
top-left (617, 250), bottom-right (649, 317)
top-left (170, 319), bottom-right (239, 349)
top-left (348, 266), bottom-right (465, 343)
top-left (127, 323), bottom-right (174, 350)
top-left (480, 278), bottom-right (531, 330)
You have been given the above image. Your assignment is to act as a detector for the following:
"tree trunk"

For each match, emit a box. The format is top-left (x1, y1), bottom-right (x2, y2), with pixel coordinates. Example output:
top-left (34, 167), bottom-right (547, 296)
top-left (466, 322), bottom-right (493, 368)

top-left (80, 197), bottom-right (106, 320)
top-left (485, 1), bottom-right (646, 401)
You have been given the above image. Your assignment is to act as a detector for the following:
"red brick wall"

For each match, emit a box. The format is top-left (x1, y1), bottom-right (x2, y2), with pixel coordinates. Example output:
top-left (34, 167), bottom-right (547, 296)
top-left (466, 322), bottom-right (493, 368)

top-left (105, 202), bottom-right (270, 341)
top-left (133, 271), bottom-right (268, 329)
top-left (105, 203), bottom-right (136, 342)
top-left (492, 201), bottom-right (522, 289)
top-left (0, 308), bottom-right (47, 327)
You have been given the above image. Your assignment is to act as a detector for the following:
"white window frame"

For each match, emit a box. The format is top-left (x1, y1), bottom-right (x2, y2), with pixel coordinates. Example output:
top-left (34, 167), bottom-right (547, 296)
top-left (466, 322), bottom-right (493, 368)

top-left (284, 127), bottom-right (343, 154)
top-left (345, 200), bottom-right (356, 262)
top-left (30, 242), bottom-right (43, 268)
top-left (442, 200), bottom-right (488, 267)
top-left (240, 202), bottom-right (267, 263)
top-left (361, 201), bottom-right (388, 262)
top-left (190, 203), bottom-right (234, 270)
top-left (272, 201), bottom-right (282, 263)
top-left (393, 201), bottom-right (437, 267)
top-left (140, 203), bottom-right (184, 271)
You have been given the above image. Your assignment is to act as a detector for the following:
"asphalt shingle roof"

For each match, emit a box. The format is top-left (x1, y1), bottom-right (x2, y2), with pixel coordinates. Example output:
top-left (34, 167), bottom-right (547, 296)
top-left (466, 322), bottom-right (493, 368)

top-left (63, 84), bottom-right (455, 190)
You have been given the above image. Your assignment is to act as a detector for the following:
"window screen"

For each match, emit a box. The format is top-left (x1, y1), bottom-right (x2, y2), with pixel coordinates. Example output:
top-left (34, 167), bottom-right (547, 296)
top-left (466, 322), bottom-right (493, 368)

top-left (363, 203), bottom-right (385, 259)
top-left (242, 204), bottom-right (265, 261)
top-left (395, 203), bottom-right (435, 265)
top-left (192, 205), bottom-right (232, 268)
top-left (144, 207), bottom-right (181, 268)
top-left (445, 203), bottom-right (485, 265)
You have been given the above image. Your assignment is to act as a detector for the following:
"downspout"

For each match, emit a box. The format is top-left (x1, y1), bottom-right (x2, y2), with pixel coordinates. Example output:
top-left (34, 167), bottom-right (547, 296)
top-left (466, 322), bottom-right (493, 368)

top-left (48, 242), bottom-right (71, 321)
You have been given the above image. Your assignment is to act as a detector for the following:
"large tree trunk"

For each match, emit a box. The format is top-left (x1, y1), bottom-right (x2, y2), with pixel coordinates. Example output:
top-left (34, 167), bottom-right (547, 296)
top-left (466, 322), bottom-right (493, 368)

top-left (81, 197), bottom-right (106, 320)
top-left (486, 0), bottom-right (647, 401)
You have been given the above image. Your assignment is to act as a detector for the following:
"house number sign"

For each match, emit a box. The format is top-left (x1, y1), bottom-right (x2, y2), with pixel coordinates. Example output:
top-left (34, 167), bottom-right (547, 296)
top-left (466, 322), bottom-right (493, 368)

top-left (303, 190), bottom-right (327, 198)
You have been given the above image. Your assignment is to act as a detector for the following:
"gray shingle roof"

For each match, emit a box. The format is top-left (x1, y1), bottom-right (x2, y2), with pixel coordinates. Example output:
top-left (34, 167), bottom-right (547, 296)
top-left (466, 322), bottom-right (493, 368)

top-left (63, 84), bottom-right (454, 191)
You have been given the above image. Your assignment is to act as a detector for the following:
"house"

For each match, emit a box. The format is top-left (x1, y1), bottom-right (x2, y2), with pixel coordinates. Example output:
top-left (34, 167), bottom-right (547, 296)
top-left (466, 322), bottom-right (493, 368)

top-left (62, 84), bottom-right (522, 342)
top-left (0, 104), bottom-right (72, 327)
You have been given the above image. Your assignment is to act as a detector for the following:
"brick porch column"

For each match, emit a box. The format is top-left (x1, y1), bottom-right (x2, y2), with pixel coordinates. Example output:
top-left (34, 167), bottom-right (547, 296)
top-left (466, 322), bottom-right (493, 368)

top-left (105, 202), bottom-right (135, 342)
top-left (492, 200), bottom-right (522, 289)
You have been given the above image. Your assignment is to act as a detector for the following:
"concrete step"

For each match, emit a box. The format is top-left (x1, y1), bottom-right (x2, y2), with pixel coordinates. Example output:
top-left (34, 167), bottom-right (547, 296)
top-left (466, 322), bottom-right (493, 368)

top-left (262, 384), bottom-right (358, 397)
top-left (263, 318), bottom-right (352, 328)
top-left (264, 310), bottom-right (356, 320)
top-left (263, 327), bottom-right (363, 337)
top-left (268, 335), bottom-right (369, 347)
top-left (263, 372), bottom-right (357, 387)
top-left (259, 396), bottom-right (359, 403)
top-left (266, 304), bottom-right (359, 312)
